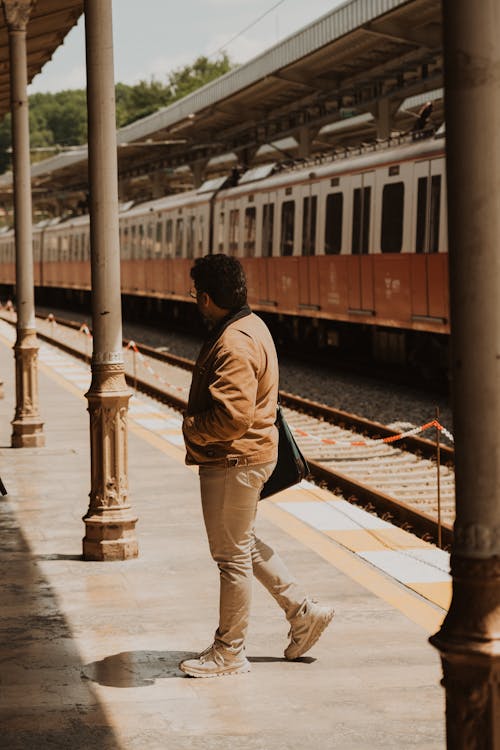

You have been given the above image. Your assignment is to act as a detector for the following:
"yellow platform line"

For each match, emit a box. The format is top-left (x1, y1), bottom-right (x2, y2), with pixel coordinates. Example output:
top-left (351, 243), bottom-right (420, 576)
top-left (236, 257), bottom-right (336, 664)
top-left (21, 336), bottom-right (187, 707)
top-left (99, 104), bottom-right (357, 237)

top-left (260, 501), bottom-right (445, 634)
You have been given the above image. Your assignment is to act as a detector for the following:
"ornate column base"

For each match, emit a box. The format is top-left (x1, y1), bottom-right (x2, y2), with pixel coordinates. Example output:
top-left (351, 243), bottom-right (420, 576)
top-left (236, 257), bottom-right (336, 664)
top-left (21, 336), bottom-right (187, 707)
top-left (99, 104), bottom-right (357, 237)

top-left (11, 329), bottom-right (45, 448)
top-left (430, 554), bottom-right (500, 749)
top-left (83, 363), bottom-right (138, 561)
top-left (83, 510), bottom-right (138, 561)
top-left (11, 416), bottom-right (45, 447)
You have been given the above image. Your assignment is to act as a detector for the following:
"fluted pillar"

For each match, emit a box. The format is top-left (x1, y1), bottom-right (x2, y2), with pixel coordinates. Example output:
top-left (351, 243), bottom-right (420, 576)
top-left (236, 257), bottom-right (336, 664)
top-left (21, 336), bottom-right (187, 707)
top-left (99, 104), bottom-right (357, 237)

top-left (430, 3), bottom-right (500, 748)
top-left (82, 0), bottom-right (138, 560)
top-left (3, 0), bottom-right (44, 447)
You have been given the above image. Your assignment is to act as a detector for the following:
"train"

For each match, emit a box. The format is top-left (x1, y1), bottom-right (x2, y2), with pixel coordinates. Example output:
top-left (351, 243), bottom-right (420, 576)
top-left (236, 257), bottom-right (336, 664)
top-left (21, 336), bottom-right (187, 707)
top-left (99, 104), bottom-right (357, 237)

top-left (0, 127), bottom-right (448, 378)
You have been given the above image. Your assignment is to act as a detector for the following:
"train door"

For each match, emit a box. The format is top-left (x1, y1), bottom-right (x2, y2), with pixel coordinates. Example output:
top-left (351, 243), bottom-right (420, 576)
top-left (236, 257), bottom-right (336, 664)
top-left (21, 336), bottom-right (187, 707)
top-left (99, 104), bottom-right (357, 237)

top-left (411, 159), bottom-right (447, 321)
top-left (298, 181), bottom-right (320, 310)
top-left (348, 171), bottom-right (375, 313)
top-left (258, 191), bottom-right (276, 304)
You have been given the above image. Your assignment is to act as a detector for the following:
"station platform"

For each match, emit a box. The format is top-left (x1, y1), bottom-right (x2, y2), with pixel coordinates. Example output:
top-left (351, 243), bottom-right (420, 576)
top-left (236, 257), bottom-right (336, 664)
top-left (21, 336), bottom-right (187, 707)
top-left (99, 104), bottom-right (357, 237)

top-left (0, 322), bottom-right (447, 749)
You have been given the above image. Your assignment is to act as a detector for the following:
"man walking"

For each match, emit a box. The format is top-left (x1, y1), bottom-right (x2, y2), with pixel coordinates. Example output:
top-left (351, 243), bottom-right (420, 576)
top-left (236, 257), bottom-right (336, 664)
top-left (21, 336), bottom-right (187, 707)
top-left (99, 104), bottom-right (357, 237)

top-left (180, 254), bottom-right (334, 678)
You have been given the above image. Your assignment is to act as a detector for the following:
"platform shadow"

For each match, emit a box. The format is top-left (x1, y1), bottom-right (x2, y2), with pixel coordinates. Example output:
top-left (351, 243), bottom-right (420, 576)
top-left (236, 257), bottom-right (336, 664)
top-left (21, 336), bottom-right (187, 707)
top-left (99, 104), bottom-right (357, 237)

top-left (36, 553), bottom-right (83, 561)
top-left (0, 497), bottom-right (123, 749)
top-left (249, 655), bottom-right (315, 664)
top-left (83, 650), bottom-right (193, 686)
top-left (84, 650), bottom-right (316, 687)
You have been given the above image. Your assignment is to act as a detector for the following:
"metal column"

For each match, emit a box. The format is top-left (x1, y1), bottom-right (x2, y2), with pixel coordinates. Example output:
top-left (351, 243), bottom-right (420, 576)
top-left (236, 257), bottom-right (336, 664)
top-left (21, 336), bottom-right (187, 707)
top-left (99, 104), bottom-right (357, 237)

top-left (3, 0), bottom-right (44, 448)
top-left (430, 2), bottom-right (500, 747)
top-left (82, 0), bottom-right (138, 561)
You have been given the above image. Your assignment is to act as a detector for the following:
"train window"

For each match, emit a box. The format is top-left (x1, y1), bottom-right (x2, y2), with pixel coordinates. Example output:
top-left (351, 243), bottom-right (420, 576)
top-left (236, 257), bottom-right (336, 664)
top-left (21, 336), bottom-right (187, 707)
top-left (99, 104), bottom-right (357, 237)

top-left (186, 216), bottom-right (195, 259)
top-left (302, 195), bottom-right (317, 256)
top-left (138, 224), bottom-right (145, 258)
top-left (381, 182), bottom-right (404, 253)
top-left (165, 219), bottom-right (173, 257)
top-left (324, 192), bottom-right (343, 254)
top-left (175, 218), bottom-right (184, 257)
top-left (218, 212), bottom-right (225, 252)
top-left (146, 222), bottom-right (154, 259)
top-left (51, 235), bottom-right (56, 262)
top-left (262, 203), bottom-right (274, 257)
top-left (244, 207), bottom-right (256, 257)
top-left (351, 187), bottom-right (371, 254)
top-left (280, 201), bottom-right (295, 256)
top-left (198, 215), bottom-right (204, 255)
top-left (416, 175), bottom-right (441, 253)
top-left (122, 226), bottom-right (129, 258)
top-left (229, 209), bottom-right (239, 255)
top-left (130, 224), bottom-right (137, 259)
top-left (155, 221), bottom-right (162, 256)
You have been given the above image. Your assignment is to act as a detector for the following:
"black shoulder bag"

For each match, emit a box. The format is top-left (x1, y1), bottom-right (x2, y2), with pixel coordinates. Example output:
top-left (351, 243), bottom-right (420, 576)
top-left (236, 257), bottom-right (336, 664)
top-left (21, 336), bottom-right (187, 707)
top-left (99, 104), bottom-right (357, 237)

top-left (260, 404), bottom-right (310, 500)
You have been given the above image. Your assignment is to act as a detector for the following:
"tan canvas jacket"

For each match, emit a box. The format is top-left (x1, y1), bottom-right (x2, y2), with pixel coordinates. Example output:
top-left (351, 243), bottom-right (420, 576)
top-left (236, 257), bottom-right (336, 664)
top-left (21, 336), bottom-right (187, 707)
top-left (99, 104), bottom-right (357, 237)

top-left (182, 311), bottom-right (279, 466)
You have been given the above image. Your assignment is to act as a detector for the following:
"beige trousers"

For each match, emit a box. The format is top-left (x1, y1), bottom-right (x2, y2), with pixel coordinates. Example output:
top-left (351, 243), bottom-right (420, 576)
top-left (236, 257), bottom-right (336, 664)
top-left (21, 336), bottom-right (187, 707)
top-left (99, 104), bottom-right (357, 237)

top-left (199, 461), bottom-right (306, 655)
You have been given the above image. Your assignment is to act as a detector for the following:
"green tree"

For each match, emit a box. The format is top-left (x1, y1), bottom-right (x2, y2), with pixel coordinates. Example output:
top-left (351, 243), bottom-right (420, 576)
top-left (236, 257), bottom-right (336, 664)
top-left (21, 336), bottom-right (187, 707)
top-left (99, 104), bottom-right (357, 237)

top-left (0, 53), bottom-right (235, 174)
top-left (116, 79), bottom-right (172, 127)
top-left (0, 114), bottom-right (12, 173)
top-left (167, 54), bottom-right (232, 102)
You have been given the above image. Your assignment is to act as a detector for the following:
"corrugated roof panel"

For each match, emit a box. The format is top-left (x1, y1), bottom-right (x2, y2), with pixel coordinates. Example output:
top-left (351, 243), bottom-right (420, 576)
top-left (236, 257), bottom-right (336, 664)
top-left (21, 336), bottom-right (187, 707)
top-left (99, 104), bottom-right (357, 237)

top-left (119, 0), bottom-right (412, 143)
top-left (0, 2), bottom-right (84, 119)
top-left (239, 164), bottom-right (277, 185)
top-left (197, 176), bottom-right (228, 194)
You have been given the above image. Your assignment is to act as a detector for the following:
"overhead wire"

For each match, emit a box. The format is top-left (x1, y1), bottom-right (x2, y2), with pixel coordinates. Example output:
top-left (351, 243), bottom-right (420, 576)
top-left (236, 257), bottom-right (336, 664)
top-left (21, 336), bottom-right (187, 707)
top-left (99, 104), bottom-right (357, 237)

top-left (207, 0), bottom-right (288, 60)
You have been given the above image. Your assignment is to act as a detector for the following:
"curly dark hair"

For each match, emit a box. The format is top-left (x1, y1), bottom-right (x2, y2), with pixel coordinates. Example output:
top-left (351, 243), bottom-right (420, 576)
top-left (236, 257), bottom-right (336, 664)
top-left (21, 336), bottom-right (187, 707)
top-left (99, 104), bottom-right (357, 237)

top-left (190, 254), bottom-right (247, 310)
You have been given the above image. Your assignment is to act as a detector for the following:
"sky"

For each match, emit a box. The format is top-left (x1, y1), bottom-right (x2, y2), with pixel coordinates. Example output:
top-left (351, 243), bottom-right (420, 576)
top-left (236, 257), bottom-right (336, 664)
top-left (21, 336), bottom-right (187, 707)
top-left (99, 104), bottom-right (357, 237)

top-left (28, 0), bottom-right (347, 94)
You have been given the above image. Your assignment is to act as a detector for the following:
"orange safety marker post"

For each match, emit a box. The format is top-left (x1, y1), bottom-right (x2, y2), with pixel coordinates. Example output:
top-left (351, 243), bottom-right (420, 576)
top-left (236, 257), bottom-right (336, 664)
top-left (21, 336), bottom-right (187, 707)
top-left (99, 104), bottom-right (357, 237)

top-left (47, 313), bottom-right (57, 337)
top-left (125, 340), bottom-right (138, 393)
top-left (123, 340), bottom-right (189, 396)
top-left (435, 407), bottom-right (442, 549)
top-left (79, 322), bottom-right (92, 363)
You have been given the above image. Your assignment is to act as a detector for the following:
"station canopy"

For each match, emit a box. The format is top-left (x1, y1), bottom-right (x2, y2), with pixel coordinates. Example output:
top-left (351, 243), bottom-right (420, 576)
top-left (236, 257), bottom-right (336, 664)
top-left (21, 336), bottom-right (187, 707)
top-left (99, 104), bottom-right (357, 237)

top-left (0, 1), bottom-right (83, 118)
top-left (0, 0), bottom-right (443, 206)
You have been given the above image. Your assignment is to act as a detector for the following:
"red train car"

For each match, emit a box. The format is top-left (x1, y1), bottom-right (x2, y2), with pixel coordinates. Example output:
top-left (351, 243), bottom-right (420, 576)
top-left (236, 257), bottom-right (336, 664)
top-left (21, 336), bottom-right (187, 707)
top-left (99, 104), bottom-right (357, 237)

top-left (0, 129), bottom-right (449, 372)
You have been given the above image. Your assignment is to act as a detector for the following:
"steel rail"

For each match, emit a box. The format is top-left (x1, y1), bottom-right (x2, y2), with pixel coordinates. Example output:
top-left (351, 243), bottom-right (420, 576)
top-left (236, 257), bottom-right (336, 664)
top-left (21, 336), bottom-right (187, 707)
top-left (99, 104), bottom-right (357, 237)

top-left (45, 313), bottom-right (454, 464)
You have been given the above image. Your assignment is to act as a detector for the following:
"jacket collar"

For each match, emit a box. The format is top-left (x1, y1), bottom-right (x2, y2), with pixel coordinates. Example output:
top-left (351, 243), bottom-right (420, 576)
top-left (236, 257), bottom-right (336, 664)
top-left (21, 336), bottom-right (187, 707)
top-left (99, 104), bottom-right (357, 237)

top-left (205, 304), bottom-right (252, 345)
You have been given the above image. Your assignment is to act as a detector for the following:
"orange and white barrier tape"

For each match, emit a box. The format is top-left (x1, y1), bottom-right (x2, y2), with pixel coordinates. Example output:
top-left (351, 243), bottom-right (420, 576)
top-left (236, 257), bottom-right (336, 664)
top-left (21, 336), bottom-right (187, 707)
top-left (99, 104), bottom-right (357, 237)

top-left (293, 418), bottom-right (454, 447)
top-left (125, 340), bottom-right (189, 393)
top-left (39, 314), bottom-right (456, 445)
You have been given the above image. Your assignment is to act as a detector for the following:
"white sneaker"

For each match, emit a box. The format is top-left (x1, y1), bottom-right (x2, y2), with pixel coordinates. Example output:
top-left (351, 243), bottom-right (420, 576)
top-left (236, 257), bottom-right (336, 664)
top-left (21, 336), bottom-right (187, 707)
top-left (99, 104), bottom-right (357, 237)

top-left (179, 643), bottom-right (251, 678)
top-left (285, 600), bottom-right (335, 660)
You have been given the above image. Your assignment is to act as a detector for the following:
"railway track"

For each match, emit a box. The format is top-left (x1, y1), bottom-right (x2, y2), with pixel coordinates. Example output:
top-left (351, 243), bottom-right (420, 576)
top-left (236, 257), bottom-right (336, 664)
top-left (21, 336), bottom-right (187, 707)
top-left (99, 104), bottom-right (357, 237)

top-left (1, 311), bottom-right (455, 548)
